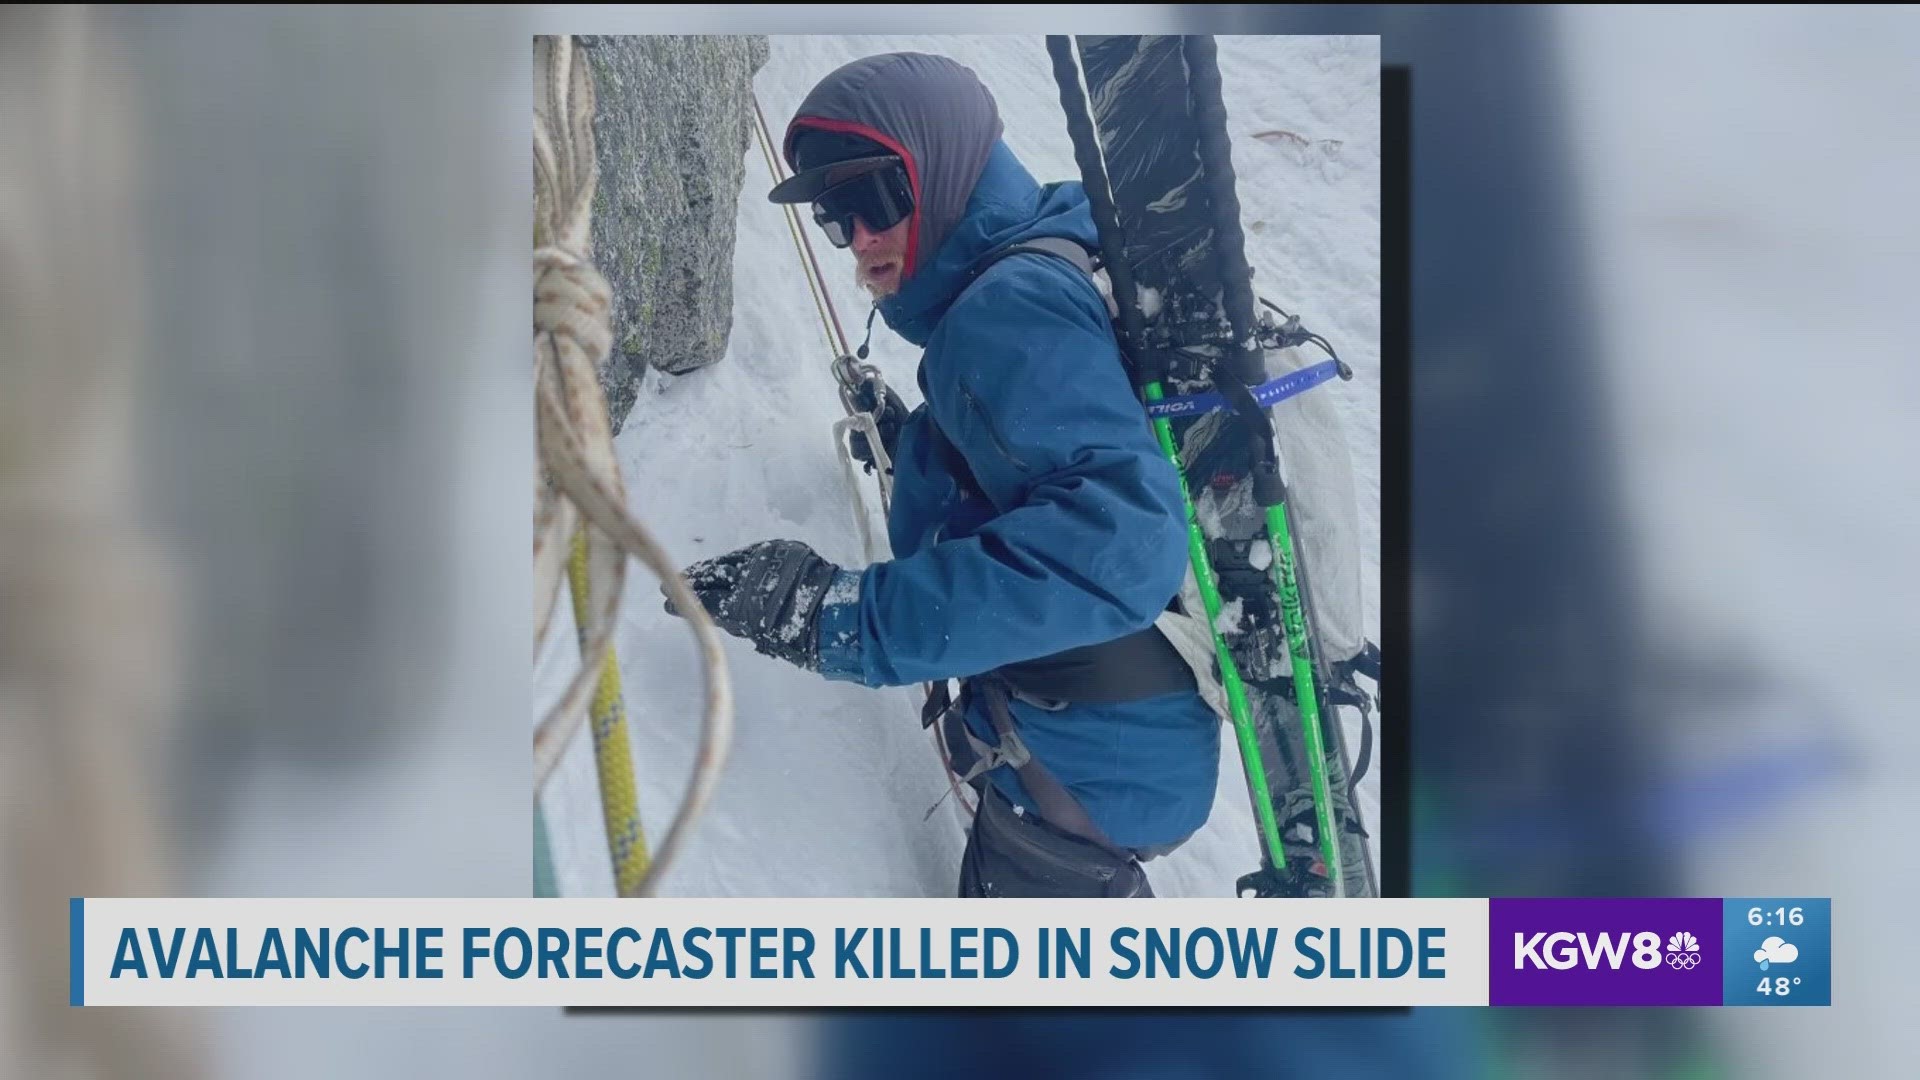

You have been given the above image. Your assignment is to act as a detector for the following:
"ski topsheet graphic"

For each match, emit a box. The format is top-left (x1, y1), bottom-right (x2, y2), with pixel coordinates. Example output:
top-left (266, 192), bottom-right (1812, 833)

top-left (1049, 34), bottom-right (1380, 898)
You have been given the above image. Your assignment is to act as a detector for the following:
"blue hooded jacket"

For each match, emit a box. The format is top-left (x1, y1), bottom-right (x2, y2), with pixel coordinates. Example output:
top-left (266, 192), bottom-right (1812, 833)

top-left (811, 138), bottom-right (1222, 850)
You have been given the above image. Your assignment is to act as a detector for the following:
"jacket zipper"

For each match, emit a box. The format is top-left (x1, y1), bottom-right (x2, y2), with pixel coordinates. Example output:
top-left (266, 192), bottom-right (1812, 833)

top-left (959, 380), bottom-right (1029, 471)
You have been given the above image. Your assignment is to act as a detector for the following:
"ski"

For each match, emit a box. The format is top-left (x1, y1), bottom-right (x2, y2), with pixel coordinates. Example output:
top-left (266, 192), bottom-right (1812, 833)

top-left (1047, 34), bottom-right (1380, 898)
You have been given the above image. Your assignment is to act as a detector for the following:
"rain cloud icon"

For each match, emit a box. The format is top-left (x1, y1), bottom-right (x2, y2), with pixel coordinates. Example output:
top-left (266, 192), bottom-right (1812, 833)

top-left (1754, 936), bottom-right (1799, 971)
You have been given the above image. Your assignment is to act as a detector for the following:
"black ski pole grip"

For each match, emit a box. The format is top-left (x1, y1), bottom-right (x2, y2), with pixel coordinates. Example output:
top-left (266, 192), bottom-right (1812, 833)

top-left (1182, 35), bottom-right (1266, 389)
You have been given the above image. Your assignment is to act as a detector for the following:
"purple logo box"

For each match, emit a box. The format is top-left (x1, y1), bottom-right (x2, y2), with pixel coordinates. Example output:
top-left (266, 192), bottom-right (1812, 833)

top-left (1490, 898), bottom-right (1724, 1006)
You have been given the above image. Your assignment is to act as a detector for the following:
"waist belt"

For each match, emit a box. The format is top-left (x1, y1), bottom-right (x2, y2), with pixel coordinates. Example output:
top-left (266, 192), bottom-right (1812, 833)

top-left (990, 623), bottom-right (1198, 705)
top-left (921, 623), bottom-right (1200, 859)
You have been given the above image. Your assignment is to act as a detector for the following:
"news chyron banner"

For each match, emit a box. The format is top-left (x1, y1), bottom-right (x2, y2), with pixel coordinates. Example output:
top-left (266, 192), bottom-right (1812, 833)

top-left (68, 897), bottom-right (1830, 1007)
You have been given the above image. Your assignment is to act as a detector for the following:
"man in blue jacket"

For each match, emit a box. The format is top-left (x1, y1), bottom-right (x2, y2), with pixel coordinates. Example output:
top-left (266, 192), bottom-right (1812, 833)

top-left (666, 52), bottom-right (1221, 898)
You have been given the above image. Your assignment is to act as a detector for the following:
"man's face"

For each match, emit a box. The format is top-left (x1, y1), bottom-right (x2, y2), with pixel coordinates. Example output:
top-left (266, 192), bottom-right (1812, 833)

top-left (850, 214), bottom-right (911, 298)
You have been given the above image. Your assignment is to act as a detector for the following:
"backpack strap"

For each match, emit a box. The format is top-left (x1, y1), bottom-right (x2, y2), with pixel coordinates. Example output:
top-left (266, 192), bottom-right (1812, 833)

top-left (962, 236), bottom-right (1114, 318)
top-left (968, 235), bottom-right (1099, 278)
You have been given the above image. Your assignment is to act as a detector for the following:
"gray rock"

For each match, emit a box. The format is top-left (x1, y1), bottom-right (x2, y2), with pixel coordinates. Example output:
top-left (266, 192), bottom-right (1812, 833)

top-left (579, 34), bottom-right (769, 434)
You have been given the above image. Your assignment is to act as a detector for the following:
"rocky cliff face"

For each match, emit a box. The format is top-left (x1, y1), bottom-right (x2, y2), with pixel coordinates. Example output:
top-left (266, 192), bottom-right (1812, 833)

top-left (580, 34), bottom-right (769, 433)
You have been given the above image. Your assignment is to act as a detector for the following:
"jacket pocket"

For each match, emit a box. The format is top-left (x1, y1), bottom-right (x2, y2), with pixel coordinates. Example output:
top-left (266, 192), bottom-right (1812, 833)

top-left (958, 378), bottom-right (1030, 473)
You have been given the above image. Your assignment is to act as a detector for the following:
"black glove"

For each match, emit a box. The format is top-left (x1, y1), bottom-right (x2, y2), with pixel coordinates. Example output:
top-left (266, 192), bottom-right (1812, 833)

top-left (662, 539), bottom-right (840, 671)
top-left (847, 378), bottom-right (907, 475)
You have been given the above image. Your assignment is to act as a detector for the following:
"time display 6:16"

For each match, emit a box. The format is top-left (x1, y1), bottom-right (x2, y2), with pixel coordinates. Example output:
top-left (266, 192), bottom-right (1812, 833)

top-left (1748, 906), bottom-right (1804, 927)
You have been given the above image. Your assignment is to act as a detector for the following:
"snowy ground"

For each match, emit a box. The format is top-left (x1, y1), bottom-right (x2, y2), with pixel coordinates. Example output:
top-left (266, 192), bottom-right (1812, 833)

top-left (538, 35), bottom-right (1381, 897)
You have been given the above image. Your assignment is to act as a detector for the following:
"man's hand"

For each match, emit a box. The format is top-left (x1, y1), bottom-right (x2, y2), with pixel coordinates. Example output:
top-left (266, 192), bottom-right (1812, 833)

top-left (663, 539), bottom-right (841, 671)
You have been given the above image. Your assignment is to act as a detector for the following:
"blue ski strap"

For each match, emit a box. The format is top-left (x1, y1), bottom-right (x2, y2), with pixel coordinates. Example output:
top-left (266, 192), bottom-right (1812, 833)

top-left (1144, 358), bottom-right (1343, 419)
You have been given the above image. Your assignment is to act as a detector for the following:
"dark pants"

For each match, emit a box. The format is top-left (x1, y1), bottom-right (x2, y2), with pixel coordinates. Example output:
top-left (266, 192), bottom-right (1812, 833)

top-left (957, 784), bottom-right (1154, 898)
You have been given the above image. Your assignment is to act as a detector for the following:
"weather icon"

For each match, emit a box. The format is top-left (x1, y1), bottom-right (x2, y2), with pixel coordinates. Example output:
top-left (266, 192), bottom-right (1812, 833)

top-left (1754, 936), bottom-right (1799, 971)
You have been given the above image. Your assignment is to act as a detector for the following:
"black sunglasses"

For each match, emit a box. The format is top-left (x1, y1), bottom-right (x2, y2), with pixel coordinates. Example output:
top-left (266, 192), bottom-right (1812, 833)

top-left (811, 164), bottom-right (914, 248)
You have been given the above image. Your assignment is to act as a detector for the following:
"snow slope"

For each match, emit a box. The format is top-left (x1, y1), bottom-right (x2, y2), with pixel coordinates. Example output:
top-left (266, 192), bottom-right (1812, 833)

top-left (538, 35), bottom-right (1381, 898)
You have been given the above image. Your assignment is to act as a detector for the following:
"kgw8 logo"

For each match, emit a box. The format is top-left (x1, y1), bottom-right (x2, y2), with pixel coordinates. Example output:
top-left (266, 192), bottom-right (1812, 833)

top-left (1513, 931), bottom-right (1702, 971)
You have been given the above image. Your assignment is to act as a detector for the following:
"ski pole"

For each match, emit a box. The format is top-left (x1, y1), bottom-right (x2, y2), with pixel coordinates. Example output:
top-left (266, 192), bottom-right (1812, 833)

top-left (1142, 384), bottom-right (1291, 877)
top-left (1185, 34), bottom-right (1346, 894)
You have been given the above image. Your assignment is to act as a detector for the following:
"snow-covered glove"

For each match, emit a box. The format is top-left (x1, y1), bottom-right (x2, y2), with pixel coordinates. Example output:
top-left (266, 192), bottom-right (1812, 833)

top-left (662, 539), bottom-right (841, 672)
top-left (847, 378), bottom-right (907, 475)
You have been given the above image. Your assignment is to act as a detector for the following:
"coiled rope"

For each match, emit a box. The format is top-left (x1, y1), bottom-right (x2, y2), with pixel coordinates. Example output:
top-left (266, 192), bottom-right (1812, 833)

top-left (532, 35), bottom-right (733, 898)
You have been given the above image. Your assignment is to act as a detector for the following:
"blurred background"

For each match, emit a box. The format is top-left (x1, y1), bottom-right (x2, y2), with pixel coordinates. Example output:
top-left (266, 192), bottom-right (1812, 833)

top-left (2, 4), bottom-right (1911, 1078)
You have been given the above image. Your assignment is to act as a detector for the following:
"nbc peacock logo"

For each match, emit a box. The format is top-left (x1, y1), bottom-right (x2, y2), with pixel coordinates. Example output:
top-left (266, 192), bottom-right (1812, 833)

top-left (1664, 931), bottom-right (1701, 970)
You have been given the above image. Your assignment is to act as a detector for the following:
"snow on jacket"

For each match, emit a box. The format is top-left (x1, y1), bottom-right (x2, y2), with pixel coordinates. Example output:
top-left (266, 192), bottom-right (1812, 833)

top-left (794, 55), bottom-right (1220, 850)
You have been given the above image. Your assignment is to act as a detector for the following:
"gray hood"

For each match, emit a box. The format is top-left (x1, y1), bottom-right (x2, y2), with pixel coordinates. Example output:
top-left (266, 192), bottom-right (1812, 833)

top-left (783, 52), bottom-right (1003, 279)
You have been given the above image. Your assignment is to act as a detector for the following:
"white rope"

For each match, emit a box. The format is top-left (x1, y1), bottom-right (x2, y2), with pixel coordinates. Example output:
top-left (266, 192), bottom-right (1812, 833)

top-left (531, 35), bottom-right (733, 897)
top-left (832, 412), bottom-right (893, 565)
